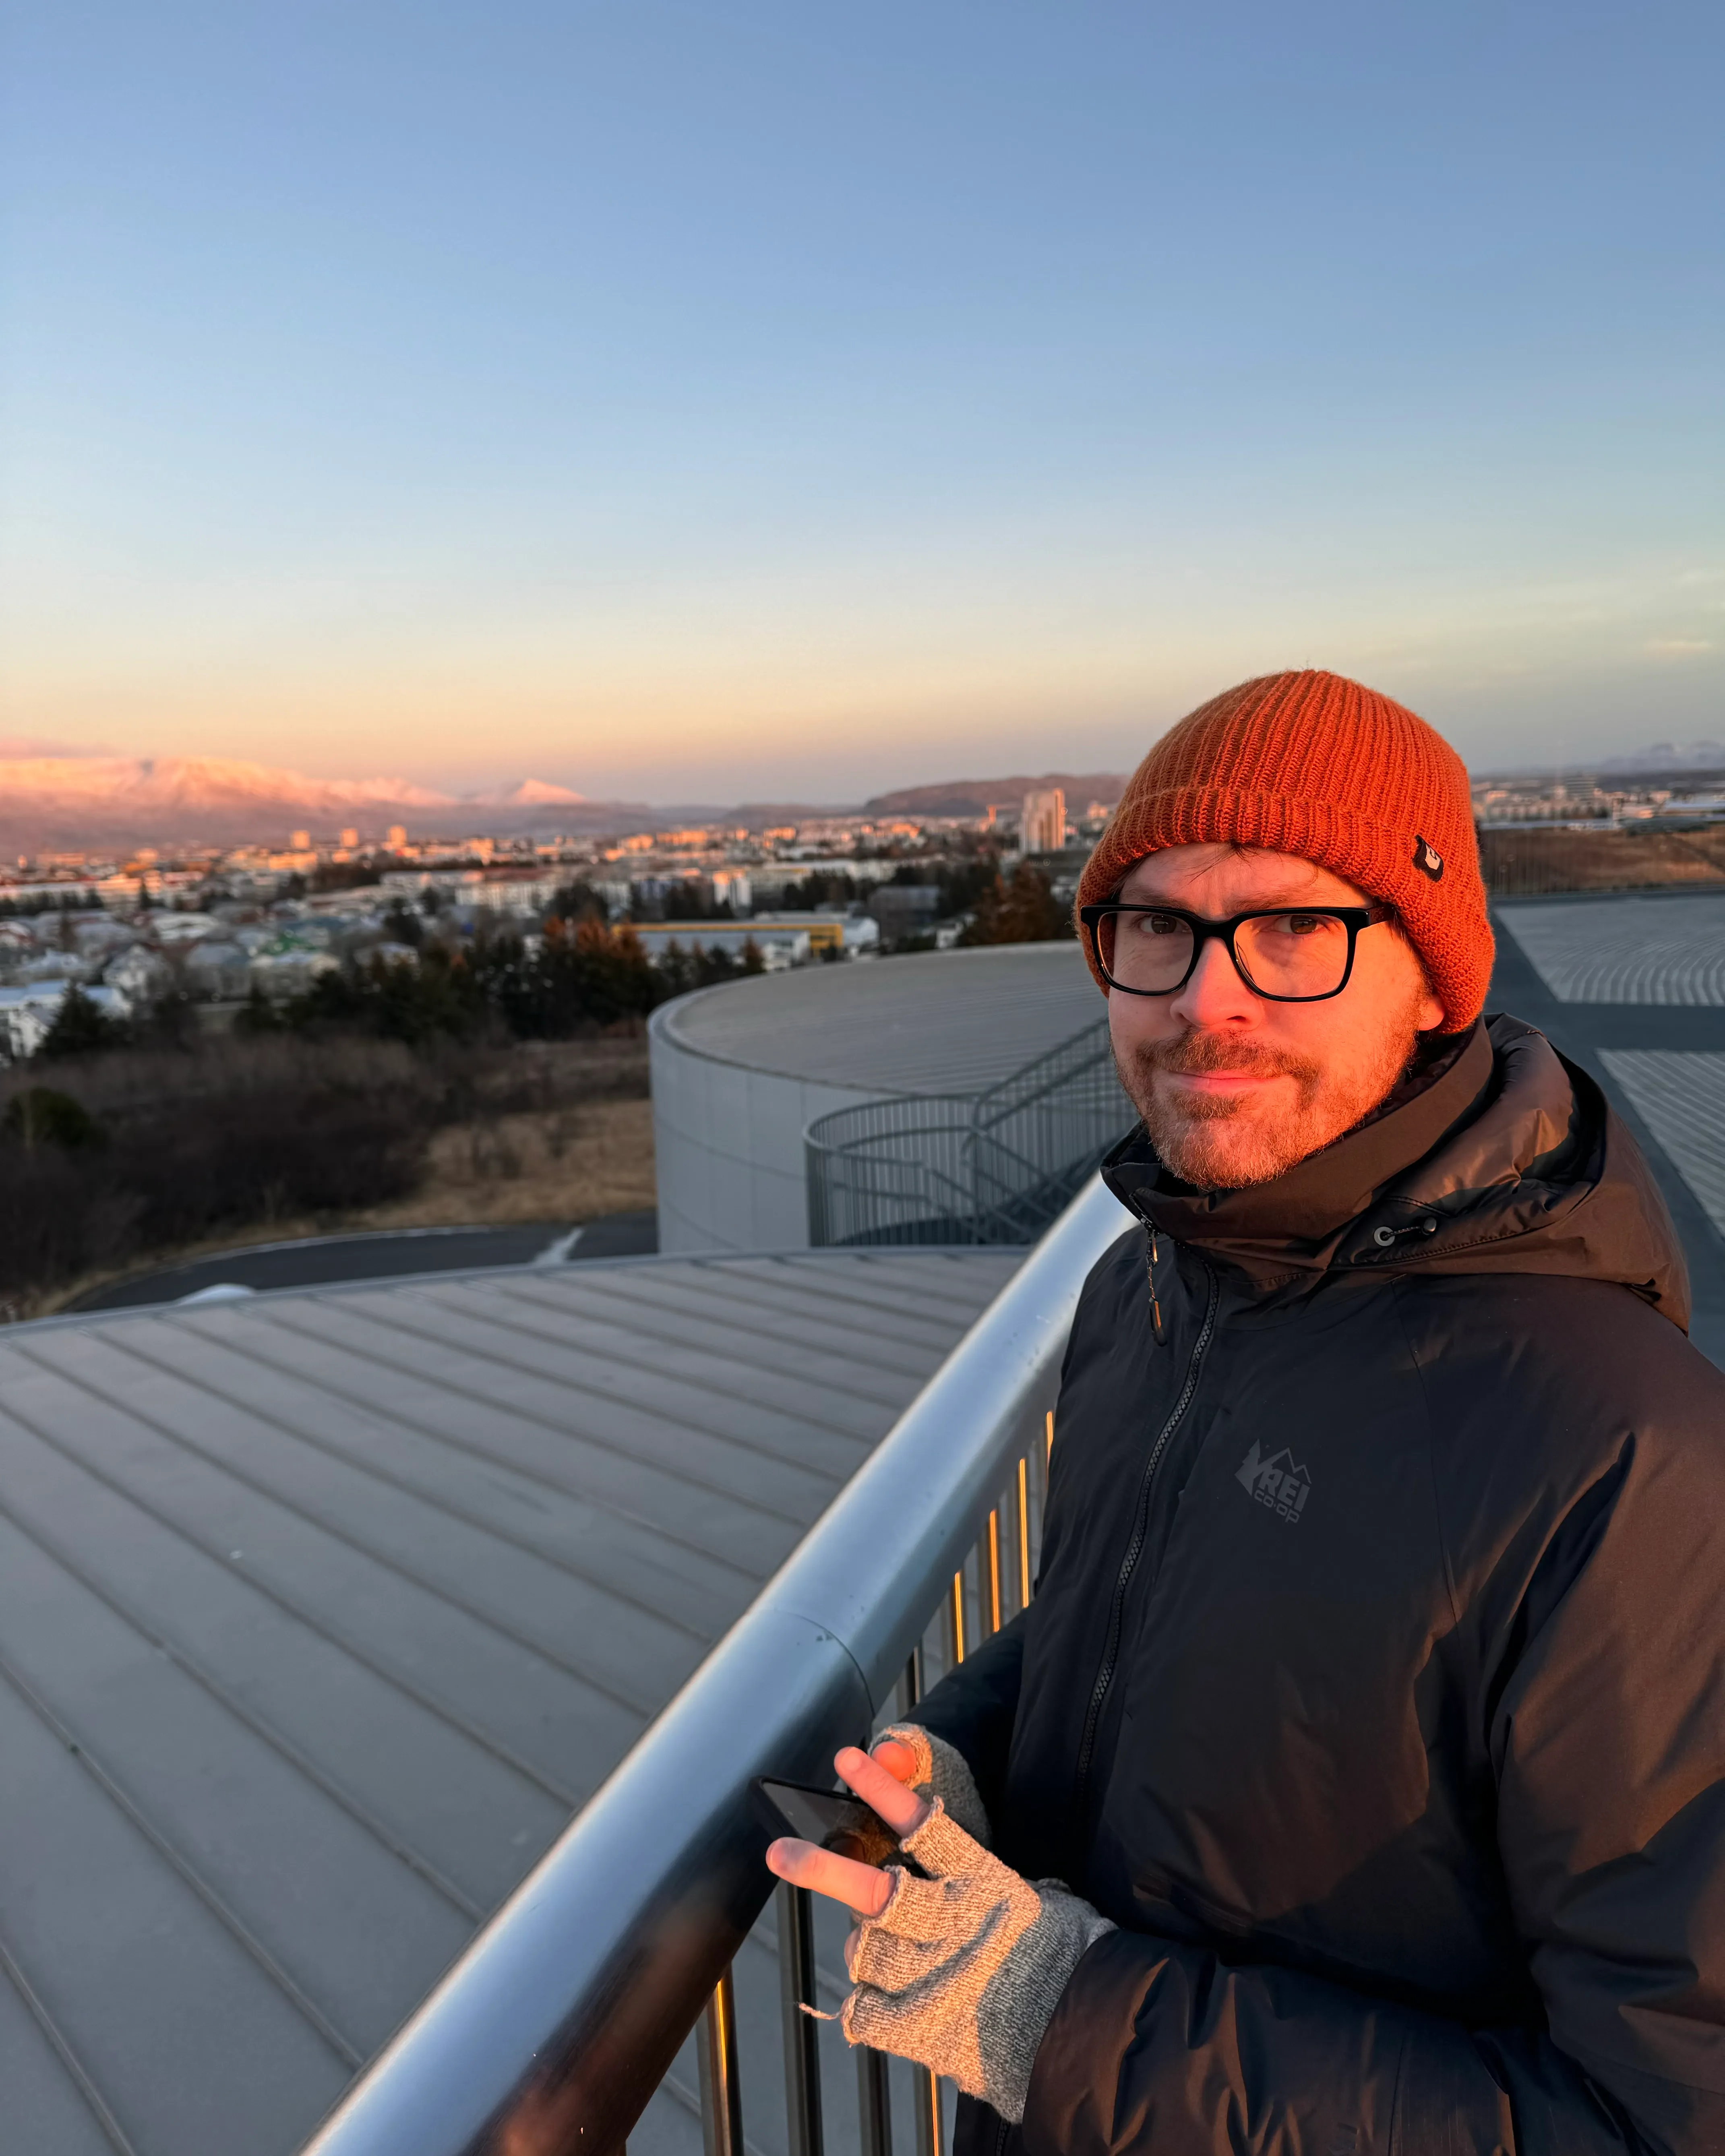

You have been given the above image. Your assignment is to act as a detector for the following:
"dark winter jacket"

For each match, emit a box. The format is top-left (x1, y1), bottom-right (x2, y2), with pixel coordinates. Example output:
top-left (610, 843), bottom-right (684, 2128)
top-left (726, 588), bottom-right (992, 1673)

top-left (913, 1015), bottom-right (1725, 2155)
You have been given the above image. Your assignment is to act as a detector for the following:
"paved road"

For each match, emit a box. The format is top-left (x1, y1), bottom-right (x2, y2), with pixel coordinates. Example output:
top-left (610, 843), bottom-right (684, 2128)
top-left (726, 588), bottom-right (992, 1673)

top-left (71, 1211), bottom-right (660, 1312)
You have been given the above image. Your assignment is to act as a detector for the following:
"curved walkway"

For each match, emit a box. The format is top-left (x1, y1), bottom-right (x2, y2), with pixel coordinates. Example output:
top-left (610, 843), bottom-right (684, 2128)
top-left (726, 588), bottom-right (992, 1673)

top-left (70, 1215), bottom-right (660, 1313)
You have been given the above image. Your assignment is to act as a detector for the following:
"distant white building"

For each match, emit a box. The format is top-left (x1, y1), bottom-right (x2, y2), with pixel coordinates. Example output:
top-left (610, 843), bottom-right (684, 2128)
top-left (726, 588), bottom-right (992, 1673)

top-left (103, 945), bottom-right (172, 1010)
top-left (1020, 789), bottom-right (1067, 855)
top-left (0, 985), bottom-right (69, 1062)
top-left (379, 868), bottom-right (564, 914)
top-left (0, 981), bottom-right (129, 1062)
top-left (151, 913), bottom-right (222, 945)
top-left (744, 911), bottom-right (879, 958)
top-left (183, 941), bottom-right (252, 1000)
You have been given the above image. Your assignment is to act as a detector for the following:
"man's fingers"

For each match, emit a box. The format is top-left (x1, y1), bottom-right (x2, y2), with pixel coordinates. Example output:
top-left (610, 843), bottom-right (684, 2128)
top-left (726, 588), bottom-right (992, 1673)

top-left (870, 1738), bottom-right (920, 1785)
top-left (765, 1836), bottom-right (894, 1917)
top-left (836, 1745), bottom-right (931, 1837)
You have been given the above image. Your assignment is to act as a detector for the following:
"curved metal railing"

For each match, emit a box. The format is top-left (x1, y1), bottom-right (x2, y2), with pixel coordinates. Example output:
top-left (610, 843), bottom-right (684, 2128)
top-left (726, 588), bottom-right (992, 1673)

top-left (296, 1174), bottom-right (1133, 2156)
top-left (806, 1019), bottom-right (1133, 1246)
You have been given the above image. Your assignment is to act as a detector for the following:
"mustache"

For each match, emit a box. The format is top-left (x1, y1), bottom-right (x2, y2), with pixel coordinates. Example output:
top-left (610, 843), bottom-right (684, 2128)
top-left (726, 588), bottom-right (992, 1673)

top-left (1129, 1029), bottom-right (1322, 1084)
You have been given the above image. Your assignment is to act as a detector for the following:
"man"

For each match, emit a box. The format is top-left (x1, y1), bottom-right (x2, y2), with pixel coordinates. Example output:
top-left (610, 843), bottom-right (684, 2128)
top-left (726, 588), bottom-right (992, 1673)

top-left (768, 670), bottom-right (1725, 2153)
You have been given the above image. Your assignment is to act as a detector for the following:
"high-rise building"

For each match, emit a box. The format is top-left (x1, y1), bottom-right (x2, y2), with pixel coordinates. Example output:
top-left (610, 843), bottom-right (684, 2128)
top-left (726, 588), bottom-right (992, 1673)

top-left (386, 824), bottom-right (408, 851)
top-left (1020, 788), bottom-right (1066, 854)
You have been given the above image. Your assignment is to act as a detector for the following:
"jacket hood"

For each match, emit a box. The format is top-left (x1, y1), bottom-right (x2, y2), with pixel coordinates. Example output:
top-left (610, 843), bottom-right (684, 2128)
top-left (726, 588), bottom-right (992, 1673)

top-left (1102, 1014), bottom-right (1690, 1329)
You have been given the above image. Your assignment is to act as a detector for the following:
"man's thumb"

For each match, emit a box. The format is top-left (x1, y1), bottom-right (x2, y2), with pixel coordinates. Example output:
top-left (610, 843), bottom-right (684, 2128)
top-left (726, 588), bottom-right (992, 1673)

top-left (871, 1737), bottom-right (921, 1785)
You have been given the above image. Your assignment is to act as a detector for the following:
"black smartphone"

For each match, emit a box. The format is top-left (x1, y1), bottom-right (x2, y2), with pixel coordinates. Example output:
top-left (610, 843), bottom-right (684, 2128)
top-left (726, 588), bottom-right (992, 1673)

top-left (752, 1776), bottom-right (902, 1867)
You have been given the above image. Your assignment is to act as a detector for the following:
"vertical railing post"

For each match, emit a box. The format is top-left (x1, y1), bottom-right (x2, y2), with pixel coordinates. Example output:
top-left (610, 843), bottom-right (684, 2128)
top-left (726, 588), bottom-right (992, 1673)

top-left (698, 1968), bottom-right (744, 2156)
top-left (903, 1643), bottom-right (945, 2156)
top-left (983, 1509), bottom-right (1003, 1636)
top-left (778, 1881), bottom-right (824, 2156)
top-left (857, 2047), bottom-right (893, 2156)
top-left (914, 2059), bottom-right (943, 2156)
top-left (1016, 1454), bottom-right (1032, 1611)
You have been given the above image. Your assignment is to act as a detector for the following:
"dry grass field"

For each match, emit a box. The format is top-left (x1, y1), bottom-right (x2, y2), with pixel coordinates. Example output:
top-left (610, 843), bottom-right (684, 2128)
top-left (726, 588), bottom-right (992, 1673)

top-left (348, 1092), bottom-right (655, 1231)
top-left (1479, 824), bottom-right (1725, 896)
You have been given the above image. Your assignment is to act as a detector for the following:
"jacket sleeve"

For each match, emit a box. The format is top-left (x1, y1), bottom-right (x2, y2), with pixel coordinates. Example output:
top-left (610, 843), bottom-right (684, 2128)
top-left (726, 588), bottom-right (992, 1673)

top-left (900, 1611), bottom-right (1025, 1825)
top-left (1023, 1409), bottom-right (1725, 2156)
top-left (1024, 1931), bottom-right (1663, 2156)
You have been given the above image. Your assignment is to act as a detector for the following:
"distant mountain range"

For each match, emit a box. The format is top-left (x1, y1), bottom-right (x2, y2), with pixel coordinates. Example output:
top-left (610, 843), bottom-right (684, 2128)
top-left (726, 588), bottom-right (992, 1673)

top-left (0, 754), bottom-right (651, 854)
top-left (0, 750), bottom-right (1138, 855)
top-left (1597, 742), bottom-right (1725, 776)
top-left (862, 772), bottom-right (1127, 818)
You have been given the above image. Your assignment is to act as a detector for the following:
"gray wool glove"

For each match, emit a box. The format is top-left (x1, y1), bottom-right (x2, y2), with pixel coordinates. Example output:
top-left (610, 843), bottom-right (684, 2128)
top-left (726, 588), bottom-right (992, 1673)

top-left (839, 1798), bottom-right (1115, 2123)
top-left (878, 1723), bottom-right (992, 1846)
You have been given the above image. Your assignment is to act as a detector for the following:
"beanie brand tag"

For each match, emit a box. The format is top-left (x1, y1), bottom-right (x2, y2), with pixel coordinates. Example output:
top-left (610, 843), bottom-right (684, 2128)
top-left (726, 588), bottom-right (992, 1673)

top-left (1413, 836), bottom-right (1444, 881)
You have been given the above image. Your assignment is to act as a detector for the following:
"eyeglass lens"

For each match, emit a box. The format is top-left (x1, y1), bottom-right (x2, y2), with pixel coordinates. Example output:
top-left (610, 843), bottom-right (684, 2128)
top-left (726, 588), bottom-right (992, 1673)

top-left (1098, 910), bottom-right (1355, 997)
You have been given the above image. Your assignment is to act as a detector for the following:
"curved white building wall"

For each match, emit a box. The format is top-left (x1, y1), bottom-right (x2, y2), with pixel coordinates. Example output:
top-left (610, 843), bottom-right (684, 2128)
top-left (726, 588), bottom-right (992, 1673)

top-left (650, 1017), bottom-right (883, 1253)
top-left (650, 945), bottom-right (1104, 1255)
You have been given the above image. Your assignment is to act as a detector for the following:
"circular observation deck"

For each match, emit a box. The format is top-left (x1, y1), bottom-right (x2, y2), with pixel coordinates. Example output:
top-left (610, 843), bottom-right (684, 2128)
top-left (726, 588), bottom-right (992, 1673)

top-left (649, 942), bottom-right (1104, 1253)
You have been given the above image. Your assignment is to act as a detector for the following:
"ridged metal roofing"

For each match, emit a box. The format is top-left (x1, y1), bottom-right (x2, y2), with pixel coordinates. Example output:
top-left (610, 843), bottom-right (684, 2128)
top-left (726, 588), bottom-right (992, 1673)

top-left (1500, 891), bottom-right (1725, 1005)
top-left (658, 943), bottom-right (1102, 1093)
top-left (1602, 1050), bottom-right (1725, 1237)
top-left (0, 1249), bottom-right (1022, 2156)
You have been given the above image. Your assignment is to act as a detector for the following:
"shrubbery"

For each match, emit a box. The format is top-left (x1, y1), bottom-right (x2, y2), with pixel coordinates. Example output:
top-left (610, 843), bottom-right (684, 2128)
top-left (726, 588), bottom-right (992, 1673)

top-left (0, 1036), bottom-right (441, 1304)
top-left (0, 1029), bottom-right (649, 1309)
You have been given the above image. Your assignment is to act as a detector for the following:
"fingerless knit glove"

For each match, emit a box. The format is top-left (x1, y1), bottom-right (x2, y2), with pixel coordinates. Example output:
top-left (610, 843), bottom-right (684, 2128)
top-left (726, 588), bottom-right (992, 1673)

top-left (878, 1723), bottom-right (992, 1845)
top-left (840, 1799), bottom-right (1114, 2123)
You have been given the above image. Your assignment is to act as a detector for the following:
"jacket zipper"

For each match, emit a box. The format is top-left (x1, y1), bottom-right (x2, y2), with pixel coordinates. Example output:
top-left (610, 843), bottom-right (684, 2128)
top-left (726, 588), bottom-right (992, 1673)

top-left (1070, 1261), bottom-right (1218, 1818)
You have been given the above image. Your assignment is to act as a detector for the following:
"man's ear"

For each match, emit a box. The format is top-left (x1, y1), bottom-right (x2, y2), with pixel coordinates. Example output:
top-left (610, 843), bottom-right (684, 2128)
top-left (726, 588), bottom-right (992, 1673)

top-left (1388, 917), bottom-right (1444, 1033)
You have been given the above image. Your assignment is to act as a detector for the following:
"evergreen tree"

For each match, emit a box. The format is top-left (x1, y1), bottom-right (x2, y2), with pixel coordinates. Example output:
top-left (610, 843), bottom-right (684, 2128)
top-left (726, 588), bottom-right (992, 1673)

top-left (37, 985), bottom-right (128, 1058)
top-left (957, 864), bottom-right (1071, 946)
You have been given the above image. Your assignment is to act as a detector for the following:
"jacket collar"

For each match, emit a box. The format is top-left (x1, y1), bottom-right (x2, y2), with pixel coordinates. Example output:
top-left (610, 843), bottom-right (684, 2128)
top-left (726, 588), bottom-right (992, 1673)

top-left (1102, 1021), bottom-right (1498, 1283)
top-left (1102, 1014), bottom-right (1688, 1323)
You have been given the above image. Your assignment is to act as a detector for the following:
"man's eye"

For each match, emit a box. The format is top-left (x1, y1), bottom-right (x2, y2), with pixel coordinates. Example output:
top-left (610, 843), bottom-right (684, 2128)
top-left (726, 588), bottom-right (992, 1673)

top-left (1282, 914), bottom-right (1327, 936)
top-left (1143, 913), bottom-right (1183, 937)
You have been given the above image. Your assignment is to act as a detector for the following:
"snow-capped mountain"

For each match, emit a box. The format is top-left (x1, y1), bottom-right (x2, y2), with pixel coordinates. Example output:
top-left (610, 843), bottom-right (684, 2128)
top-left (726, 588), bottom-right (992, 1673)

top-left (0, 753), bottom-right (626, 853)
top-left (476, 779), bottom-right (591, 809)
top-left (1598, 742), bottom-right (1725, 775)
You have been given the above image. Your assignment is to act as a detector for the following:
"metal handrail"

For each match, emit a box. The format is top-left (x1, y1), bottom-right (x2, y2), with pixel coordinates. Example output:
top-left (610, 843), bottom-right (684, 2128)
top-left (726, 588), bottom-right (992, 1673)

top-left (297, 1173), bottom-right (1133, 2156)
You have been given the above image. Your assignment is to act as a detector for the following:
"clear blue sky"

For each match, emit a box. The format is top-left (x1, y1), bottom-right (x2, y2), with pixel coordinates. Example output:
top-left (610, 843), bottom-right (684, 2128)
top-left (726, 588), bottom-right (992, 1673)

top-left (2, 1), bottom-right (1719, 800)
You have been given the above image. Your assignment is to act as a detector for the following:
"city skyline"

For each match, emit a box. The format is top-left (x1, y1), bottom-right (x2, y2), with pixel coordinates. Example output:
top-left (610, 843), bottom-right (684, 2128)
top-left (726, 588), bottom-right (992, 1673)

top-left (4, 3), bottom-right (1720, 798)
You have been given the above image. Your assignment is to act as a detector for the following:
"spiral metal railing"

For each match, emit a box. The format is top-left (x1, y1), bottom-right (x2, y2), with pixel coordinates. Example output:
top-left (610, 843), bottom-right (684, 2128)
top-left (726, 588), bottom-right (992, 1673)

top-left (805, 1020), bottom-right (1133, 1247)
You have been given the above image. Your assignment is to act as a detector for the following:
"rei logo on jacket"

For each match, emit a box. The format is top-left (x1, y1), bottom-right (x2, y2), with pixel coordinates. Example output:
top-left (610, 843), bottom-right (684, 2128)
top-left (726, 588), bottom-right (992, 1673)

top-left (1236, 1440), bottom-right (1312, 1524)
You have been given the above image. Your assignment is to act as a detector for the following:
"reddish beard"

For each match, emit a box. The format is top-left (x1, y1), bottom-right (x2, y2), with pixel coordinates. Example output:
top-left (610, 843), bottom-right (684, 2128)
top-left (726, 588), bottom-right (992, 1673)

top-left (1116, 1007), bottom-right (1420, 1189)
top-left (1131, 1030), bottom-right (1324, 1113)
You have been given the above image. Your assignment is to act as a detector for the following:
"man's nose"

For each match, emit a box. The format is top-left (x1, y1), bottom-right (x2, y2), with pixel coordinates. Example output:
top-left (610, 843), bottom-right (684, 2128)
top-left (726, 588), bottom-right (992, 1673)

top-left (1168, 934), bottom-right (1260, 1029)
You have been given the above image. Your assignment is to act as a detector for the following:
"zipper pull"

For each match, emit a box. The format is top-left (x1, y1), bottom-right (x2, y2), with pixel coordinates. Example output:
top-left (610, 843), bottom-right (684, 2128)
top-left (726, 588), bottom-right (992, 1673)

top-left (1144, 1226), bottom-right (1165, 1342)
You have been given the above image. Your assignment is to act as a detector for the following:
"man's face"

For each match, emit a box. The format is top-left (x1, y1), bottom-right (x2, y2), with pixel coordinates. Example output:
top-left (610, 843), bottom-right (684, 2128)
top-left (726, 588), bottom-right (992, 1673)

top-left (1106, 843), bottom-right (1446, 1189)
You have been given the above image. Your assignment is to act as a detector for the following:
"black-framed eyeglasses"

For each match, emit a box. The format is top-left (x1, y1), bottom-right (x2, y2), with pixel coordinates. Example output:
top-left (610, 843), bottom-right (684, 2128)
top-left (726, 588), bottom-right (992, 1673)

top-left (1078, 902), bottom-right (1394, 1001)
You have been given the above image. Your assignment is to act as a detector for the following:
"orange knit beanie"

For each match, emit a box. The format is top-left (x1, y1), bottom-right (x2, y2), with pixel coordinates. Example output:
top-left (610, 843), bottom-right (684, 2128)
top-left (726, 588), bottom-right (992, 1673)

top-left (1077, 670), bottom-right (1493, 1032)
